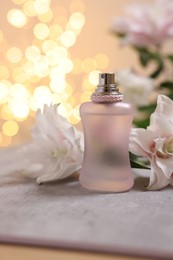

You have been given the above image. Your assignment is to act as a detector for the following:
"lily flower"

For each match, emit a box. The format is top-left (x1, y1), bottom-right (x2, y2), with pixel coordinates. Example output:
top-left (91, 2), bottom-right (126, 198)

top-left (0, 104), bottom-right (84, 184)
top-left (112, 0), bottom-right (173, 48)
top-left (129, 94), bottom-right (173, 190)
top-left (117, 69), bottom-right (154, 107)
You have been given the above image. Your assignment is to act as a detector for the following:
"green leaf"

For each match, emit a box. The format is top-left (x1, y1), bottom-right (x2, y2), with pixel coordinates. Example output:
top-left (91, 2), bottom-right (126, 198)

top-left (140, 52), bottom-right (151, 67)
top-left (138, 103), bottom-right (156, 112)
top-left (129, 151), bottom-right (137, 161)
top-left (150, 60), bottom-right (164, 78)
top-left (160, 81), bottom-right (173, 89)
top-left (136, 48), bottom-right (152, 67)
top-left (167, 55), bottom-right (173, 62)
top-left (167, 93), bottom-right (173, 99)
top-left (116, 32), bottom-right (126, 38)
top-left (133, 117), bottom-right (150, 128)
top-left (135, 48), bottom-right (164, 78)
top-left (110, 31), bottom-right (125, 38)
top-left (129, 152), bottom-right (150, 170)
top-left (130, 160), bottom-right (150, 170)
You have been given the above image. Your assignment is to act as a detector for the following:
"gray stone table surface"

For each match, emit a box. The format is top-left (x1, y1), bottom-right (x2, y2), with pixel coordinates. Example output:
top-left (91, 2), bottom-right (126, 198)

top-left (0, 169), bottom-right (173, 259)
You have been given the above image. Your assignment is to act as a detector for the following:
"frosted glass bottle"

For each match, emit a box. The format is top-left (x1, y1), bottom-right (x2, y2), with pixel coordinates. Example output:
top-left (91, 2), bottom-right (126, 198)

top-left (79, 73), bottom-right (134, 192)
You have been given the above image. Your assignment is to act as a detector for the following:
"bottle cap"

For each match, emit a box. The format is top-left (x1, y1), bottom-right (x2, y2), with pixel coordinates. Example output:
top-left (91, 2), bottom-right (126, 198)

top-left (91, 73), bottom-right (123, 103)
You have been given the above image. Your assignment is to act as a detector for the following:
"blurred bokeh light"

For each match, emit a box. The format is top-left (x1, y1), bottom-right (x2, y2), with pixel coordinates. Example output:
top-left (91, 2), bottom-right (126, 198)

top-left (0, 0), bottom-right (111, 147)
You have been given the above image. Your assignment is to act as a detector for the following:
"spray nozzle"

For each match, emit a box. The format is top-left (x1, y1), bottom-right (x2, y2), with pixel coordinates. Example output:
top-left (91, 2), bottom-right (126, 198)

top-left (99, 73), bottom-right (115, 86)
top-left (91, 72), bottom-right (123, 103)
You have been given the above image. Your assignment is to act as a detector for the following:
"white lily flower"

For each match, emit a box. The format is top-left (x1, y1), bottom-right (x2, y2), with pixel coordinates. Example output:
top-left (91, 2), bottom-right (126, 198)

top-left (117, 69), bottom-right (154, 107)
top-left (0, 104), bottom-right (84, 184)
top-left (129, 94), bottom-right (173, 190)
top-left (112, 0), bottom-right (173, 48)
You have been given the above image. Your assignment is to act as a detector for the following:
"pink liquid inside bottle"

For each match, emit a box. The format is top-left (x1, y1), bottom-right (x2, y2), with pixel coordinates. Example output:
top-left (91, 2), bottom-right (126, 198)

top-left (79, 73), bottom-right (134, 192)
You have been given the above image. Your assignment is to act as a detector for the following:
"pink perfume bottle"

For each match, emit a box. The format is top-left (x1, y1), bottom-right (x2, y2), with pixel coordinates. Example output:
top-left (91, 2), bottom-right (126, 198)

top-left (80, 73), bottom-right (134, 192)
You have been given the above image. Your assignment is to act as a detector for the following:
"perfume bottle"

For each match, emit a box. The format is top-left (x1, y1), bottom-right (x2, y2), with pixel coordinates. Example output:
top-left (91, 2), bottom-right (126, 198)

top-left (79, 73), bottom-right (134, 192)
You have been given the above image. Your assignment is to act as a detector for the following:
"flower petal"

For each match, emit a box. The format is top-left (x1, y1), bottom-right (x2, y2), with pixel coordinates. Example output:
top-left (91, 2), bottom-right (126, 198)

top-left (129, 128), bottom-right (155, 157)
top-left (147, 157), bottom-right (170, 190)
top-left (156, 156), bottom-right (173, 179)
top-left (36, 161), bottom-right (81, 184)
top-left (117, 69), bottom-right (153, 106)
top-left (149, 111), bottom-right (173, 136)
top-left (149, 95), bottom-right (173, 135)
top-left (154, 94), bottom-right (173, 117)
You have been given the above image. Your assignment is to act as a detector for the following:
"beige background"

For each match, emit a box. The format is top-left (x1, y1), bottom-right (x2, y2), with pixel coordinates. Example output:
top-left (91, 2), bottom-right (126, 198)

top-left (0, 0), bottom-right (154, 79)
top-left (0, 0), bottom-right (172, 146)
top-left (1, 0), bottom-right (172, 88)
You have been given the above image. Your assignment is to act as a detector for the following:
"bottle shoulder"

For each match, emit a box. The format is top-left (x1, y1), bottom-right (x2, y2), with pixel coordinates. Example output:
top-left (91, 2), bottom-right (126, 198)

top-left (80, 101), bottom-right (134, 115)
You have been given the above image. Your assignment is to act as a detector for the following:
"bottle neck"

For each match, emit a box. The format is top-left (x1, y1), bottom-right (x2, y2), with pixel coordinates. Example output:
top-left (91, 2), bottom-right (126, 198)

top-left (91, 93), bottom-right (123, 103)
top-left (91, 73), bottom-right (123, 103)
